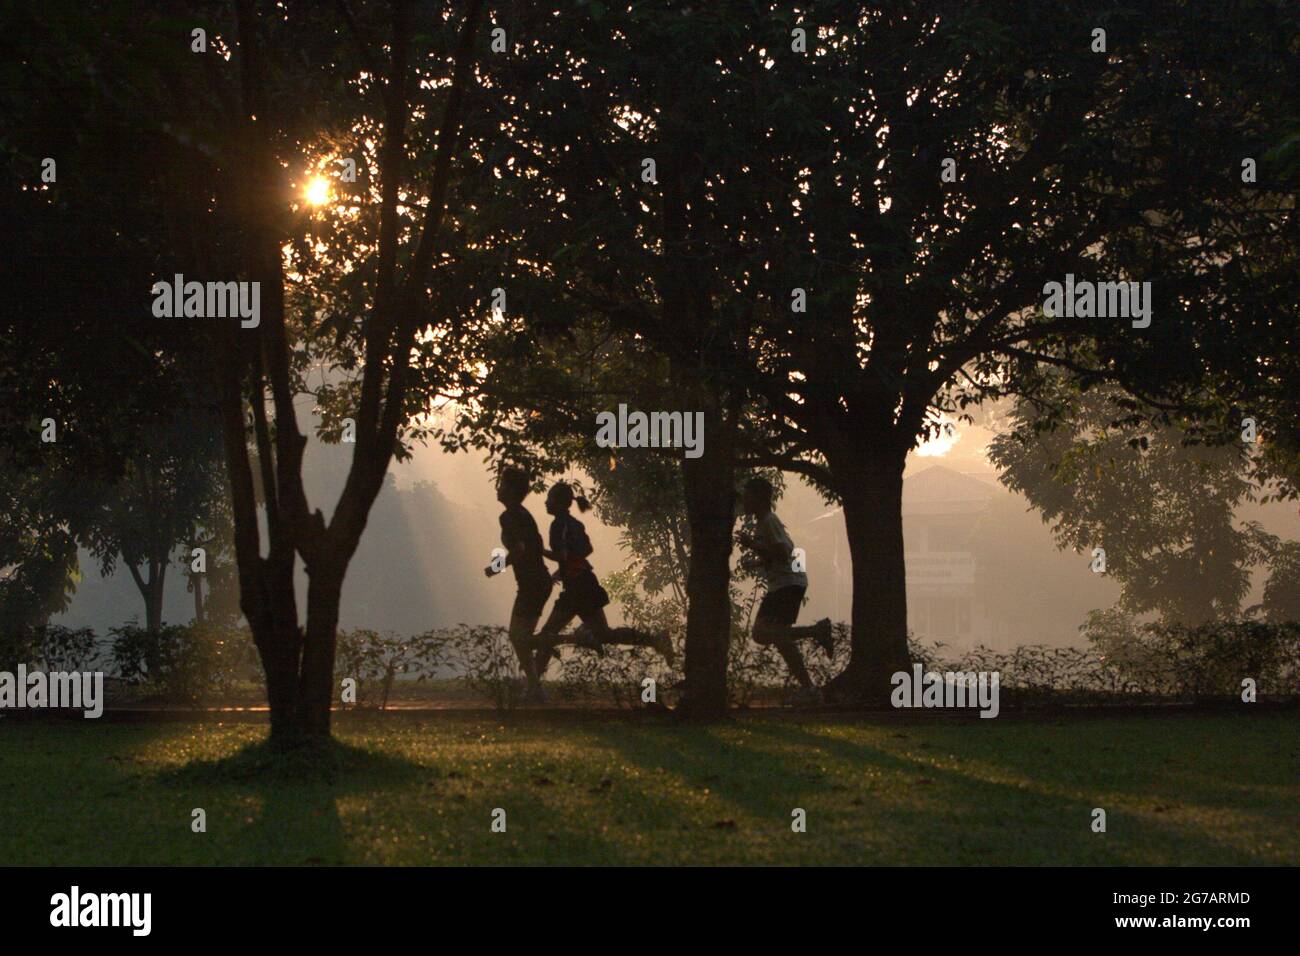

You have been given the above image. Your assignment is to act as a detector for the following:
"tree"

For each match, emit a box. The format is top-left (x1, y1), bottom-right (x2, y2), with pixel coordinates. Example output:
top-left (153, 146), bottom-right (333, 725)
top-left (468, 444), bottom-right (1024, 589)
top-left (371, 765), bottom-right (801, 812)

top-left (718, 1), bottom-right (1298, 698)
top-left (206, 0), bottom-right (487, 738)
top-left (445, 2), bottom-right (827, 715)
top-left (0, 9), bottom-right (218, 635)
top-left (1256, 540), bottom-right (1300, 623)
top-left (0, 469), bottom-right (82, 634)
top-left (4, 0), bottom-right (488, 738)
top-left (989, 375), bottom-right (1272, 625)
top-left (81, 415), bottom-right (228, 633)
top-left (437, 288), bottom-right (745, 713)
top-left (466, 1), bottom-right (1298, 706)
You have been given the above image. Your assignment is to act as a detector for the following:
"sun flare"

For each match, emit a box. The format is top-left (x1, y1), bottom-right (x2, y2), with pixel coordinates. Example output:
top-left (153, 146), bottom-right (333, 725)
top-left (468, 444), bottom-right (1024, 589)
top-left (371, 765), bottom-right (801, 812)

top-left (304, 175), bottom-right (331, 207)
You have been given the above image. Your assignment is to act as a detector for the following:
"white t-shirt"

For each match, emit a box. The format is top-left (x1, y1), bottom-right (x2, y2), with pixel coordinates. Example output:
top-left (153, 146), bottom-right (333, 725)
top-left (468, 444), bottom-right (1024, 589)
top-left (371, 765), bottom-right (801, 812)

top-left (754, 511), bottom-right (807, 592)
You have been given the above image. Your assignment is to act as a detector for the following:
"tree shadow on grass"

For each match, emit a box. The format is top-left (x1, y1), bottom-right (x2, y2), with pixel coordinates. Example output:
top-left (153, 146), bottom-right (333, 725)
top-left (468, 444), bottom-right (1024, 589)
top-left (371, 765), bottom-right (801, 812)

top-left (576, 716), bottom-right (1268, 863)
top-left (580, 719), bottom-right (852, 859)
top-left (739, 718), bottom-right (1280, 864)
top-left (586, 719), bottom-right (910, 818)
top-left (581, 718), bottom-right (1040, 864)
top-left (159, 735), bottom-right (425, 788)
top-left (156, 735), bottom-right (428, 865)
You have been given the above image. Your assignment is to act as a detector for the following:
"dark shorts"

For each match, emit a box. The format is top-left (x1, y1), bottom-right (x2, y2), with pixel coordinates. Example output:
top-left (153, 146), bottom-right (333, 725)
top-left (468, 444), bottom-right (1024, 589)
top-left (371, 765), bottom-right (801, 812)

top-left (511, 580), bottom-right (553, 623)
top-left (756, 585), bottom-right (806, 628)
top-left (554, 570), bottom-right (610, 618)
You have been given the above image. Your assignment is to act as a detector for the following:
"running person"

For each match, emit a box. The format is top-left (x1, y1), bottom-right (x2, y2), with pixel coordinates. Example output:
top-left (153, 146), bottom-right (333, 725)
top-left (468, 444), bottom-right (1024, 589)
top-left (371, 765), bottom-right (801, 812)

top-left (484, 467), bottom-right (552, 701)
top-left (737, 476), bottom-right (833, 705)
top-left (529, 481), bottom-right (675, 675)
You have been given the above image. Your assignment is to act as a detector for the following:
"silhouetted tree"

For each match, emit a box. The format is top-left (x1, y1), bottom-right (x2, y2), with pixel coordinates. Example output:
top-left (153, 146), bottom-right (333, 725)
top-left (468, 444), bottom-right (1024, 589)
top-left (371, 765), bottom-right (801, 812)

top-left (457, 1), bottom-right (1299, 706)
top-left (989, 374), bottom-right (1273, 625)
top-left (3, 0), bottom-right (487, 738)
top-left (209, 0), bottom-right (486, 738)
top-left (82, 416), bottom-right (227, 633)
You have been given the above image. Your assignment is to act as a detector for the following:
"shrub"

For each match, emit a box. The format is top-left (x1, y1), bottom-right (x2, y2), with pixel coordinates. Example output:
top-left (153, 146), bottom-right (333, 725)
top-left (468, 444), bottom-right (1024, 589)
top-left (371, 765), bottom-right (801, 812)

top-left (0, 624), bottom-right (100, 676)
top-left (443, 624), bottom-right (525, 711)
top-left (918, 640), bottom-right (1120, 702)
top-left (70, 605), bottom-right (1297, 710)
top-left (553, 641), bottom-right (676, 708)
top-left (39, 625), bottom-right (100, 672)
top-left (0, 624), bottom-right (99, 673)
top-left (109, 622), bottom-right (257, 703)
top-left (1082, 609), bottom-right (1300, 698)
top-left (335, 628), bottom-right (448, 709)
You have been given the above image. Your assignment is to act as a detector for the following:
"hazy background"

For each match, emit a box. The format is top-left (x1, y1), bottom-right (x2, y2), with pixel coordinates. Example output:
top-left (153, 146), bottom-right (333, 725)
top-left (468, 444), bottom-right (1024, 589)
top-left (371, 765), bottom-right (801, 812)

top-left (54, 410), bottom-right (1300, 651)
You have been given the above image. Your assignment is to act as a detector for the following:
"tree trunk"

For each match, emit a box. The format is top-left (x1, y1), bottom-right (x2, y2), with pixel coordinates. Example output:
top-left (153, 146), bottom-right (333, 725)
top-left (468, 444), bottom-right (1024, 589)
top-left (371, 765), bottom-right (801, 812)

top-left (297, 565), bottom-right (343, 736)
top-left (242, 553), bottom-right (303, 742)
top-left (144, 579), bottom-right (164, 634)
top-left (125, 557), bottom-right (167, 634)
top-left (826, 446), bottom-right (912, 704)
top-left (144, 582), bottom-right (161, 634)
top-left (677, 391), bottom-right (737, 719)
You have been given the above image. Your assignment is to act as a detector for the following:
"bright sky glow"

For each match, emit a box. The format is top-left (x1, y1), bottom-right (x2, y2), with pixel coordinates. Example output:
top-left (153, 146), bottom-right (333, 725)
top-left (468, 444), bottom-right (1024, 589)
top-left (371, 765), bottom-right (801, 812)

top-left (304, 175), bottom-right (331, 207)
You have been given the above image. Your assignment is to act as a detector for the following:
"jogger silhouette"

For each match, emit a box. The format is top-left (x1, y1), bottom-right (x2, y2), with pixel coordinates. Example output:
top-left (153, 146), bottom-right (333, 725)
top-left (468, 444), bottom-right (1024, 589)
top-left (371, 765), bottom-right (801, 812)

top-left (484, 467), bottom-right (552, 698)
top-left (529, 481), bottom-right (675, 676)
top-left (738, 476), bottom-right (834, 705)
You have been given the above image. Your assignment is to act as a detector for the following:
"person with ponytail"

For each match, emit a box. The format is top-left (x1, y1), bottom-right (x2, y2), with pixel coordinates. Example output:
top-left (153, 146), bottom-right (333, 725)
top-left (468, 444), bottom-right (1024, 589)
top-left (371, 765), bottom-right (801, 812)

top-left (484, 466), bottom-right (551, 702)
top-left (529, 480), bottom-right (675, 674)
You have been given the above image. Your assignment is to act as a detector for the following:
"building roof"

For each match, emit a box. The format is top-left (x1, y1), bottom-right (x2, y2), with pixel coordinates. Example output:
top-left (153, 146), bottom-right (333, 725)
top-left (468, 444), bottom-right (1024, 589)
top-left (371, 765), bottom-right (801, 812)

top-left (903, 464), bottom-right (1000, 516)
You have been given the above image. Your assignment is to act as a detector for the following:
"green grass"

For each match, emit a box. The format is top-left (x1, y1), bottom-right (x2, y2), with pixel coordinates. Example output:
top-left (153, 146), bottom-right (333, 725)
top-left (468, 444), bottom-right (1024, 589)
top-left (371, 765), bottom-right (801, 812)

top-left (1, 711), bottom-right (1296, 865)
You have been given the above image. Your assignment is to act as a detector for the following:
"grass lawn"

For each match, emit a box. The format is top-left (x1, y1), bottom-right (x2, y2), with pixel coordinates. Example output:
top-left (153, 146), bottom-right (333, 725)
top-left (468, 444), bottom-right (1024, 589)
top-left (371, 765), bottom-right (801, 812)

top-left (1, 710), bottom-right (1295, 865)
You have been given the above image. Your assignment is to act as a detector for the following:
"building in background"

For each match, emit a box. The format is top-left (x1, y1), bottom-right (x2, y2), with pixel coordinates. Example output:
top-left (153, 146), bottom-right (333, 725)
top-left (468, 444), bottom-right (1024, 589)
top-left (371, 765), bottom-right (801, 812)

top-left (903, 465), bottom-right (996, 647)
top-left (902, 463), bottom-right (1124, 650)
